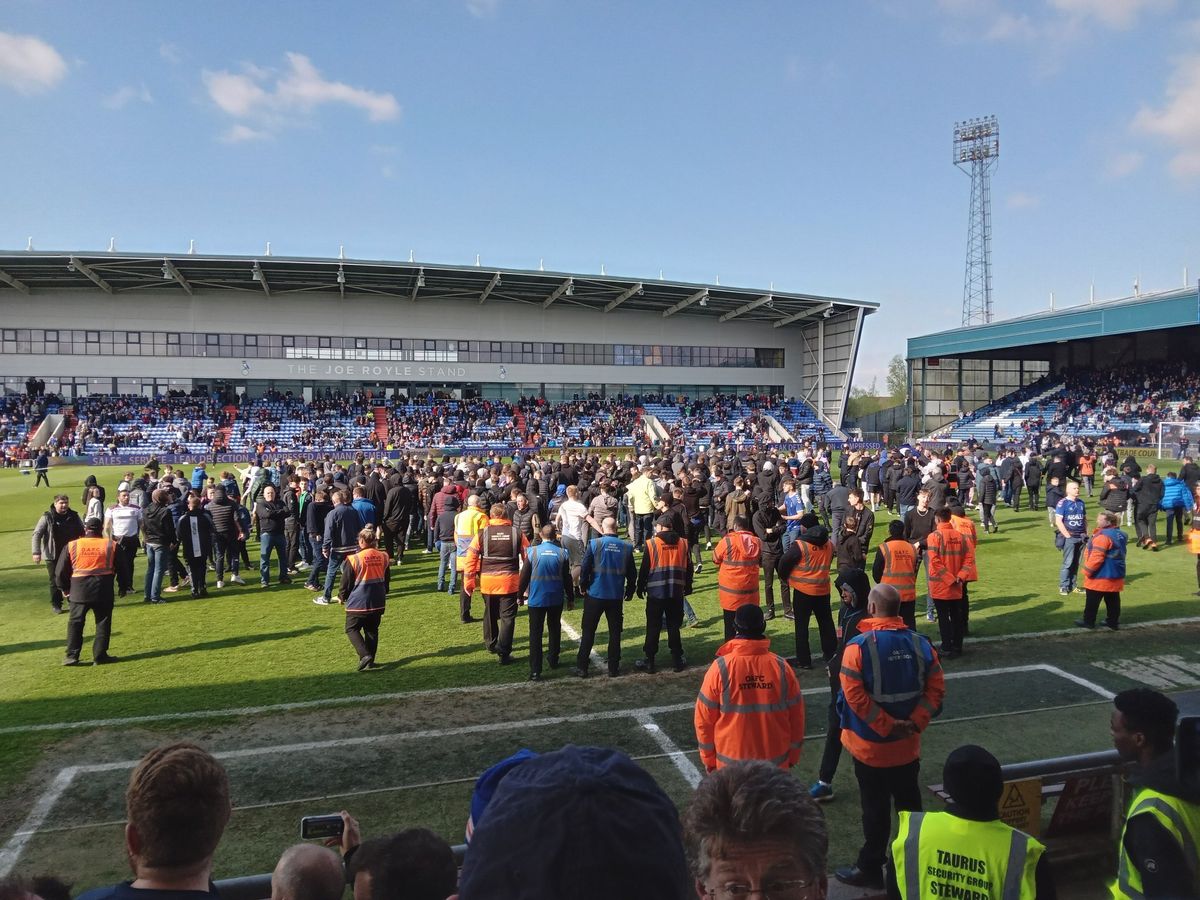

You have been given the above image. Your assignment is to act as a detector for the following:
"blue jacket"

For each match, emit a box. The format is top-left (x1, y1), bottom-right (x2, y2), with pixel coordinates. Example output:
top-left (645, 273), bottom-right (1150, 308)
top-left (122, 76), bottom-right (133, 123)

top-left (340, 548), bottom-right (390, 614)
top-left (1088, 527), bottom-right (1127, 581)
top-left (838, 627), bottom-right (938, 745)
top-left (351, 497), bottom-right (377, 526)
top-left (580, 535), bottom-right (637, 601)
top-left (323, 503), bottom-right (363, 555)
top-left (190, 467), bottom-right (207, 490)
top-left (522, 541), bottom-right (573, 608)
top-left (1160, 476), bottom-right (1194, 512)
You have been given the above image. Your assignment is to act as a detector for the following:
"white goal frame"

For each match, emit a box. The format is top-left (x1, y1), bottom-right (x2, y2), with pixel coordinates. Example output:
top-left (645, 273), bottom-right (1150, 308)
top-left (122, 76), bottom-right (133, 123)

top-left (1157, 421), bottom-right (1200, 459)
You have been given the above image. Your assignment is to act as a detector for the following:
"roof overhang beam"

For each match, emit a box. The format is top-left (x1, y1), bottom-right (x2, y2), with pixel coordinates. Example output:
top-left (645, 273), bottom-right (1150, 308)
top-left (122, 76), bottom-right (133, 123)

top-left (662, 288), bottom-right (707, 318)
top-left (719, 293), bottom-right (772, 323)
top-left (250, 260), bottom-right (271, 297)
top-left (0, 268), bottom-right (30, 294)
top-left (478, 271), bottom-right (502, 304)
top-left (773, 302), bottom-right (834, 328)
top-left (605, 282), bottom-right (643, 313)
top-left (68, 256), bottom-right (113, 293)
top-left (162, 258), bottom-right (193, 296)
top-left (543, 277), bottom-right (574, 309)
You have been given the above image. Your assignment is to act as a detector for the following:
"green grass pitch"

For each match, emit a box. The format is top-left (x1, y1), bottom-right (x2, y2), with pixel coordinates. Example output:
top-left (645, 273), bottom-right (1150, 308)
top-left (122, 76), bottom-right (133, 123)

top-left (2, 460), bottom-right (1199, 890)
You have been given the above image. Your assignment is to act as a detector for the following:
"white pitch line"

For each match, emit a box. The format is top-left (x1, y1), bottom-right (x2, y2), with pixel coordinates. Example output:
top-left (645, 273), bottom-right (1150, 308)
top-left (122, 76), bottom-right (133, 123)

top-left (0, 766), bottom-right (78, 878)
top-left (636, 712), bottom-right (703, 788)
top-left (967, 616), bottom-right (1200, 645)
top-left (561, 618), bottom-right (603, 669)
top-left (1039, 664), bottom-right (1116, 700)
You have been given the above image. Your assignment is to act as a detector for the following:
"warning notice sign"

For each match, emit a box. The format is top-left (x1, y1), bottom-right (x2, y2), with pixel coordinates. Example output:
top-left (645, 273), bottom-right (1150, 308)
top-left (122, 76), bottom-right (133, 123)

top-left (999, 778), bottom-right (1042, 836)
top-left (1047, 774), bottom-right (1114, 837)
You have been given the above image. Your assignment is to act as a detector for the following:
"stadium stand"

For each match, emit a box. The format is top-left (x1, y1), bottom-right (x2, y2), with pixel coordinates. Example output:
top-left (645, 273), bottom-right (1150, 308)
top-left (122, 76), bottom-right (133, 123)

top-left (933, 364), bottom-right (1200, 442)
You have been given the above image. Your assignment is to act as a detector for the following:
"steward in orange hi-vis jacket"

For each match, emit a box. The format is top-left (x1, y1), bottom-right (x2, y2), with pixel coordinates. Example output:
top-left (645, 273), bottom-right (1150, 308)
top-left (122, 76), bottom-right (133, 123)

top-left (712, 517), bottom-right (762, 640)
top-left (695, 604), bottom-right (804, 771)
top-left (465, 505), bottom-right (530, 665)
top-left (925, 508), bottom-right (975, 657)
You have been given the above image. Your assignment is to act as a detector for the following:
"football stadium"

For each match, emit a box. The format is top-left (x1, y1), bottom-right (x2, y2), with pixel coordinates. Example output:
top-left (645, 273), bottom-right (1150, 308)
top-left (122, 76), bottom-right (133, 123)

top-left (5, 7), bottom-right (1200, 900)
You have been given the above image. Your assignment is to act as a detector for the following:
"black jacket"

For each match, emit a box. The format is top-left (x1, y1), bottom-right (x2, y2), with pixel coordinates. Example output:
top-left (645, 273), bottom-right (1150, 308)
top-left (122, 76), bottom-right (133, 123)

top-left (752, 506), bottom-right (785, 557)
top-left (176, 509), bottom-right (215, 560)
top-left (142, 502), bottom-right (176, 546)
top-left (32, 506), bottom-right (85, 559)
top-left (1100, 478), bottom-right (1130, 514)
top-left (1120, 751), bottom-right (1200, 898)
top-left (254, 498), bottom-right (290, 536)
top-left (1133, 473), bottom-right (1165, 513)
top-left (382, 483), bottom-right (416, 529)
top-left (1023, 459), bottom-right (1043, 489)
top-left (206, 497), bottom-right (241, 541)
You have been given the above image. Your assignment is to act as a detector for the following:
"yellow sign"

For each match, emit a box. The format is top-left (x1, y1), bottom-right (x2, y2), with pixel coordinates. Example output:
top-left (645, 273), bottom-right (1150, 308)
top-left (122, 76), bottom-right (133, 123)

top-left (999, 778), bottom-right (1042, 837)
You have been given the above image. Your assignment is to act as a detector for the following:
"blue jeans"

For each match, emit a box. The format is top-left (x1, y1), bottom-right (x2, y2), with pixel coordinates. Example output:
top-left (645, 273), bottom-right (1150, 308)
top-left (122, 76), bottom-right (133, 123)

top-left (213, 534), bottom-right (239, 581)
top-left (899, 503), bottom-right (914, 522)
top-left (260, 532), bottom-right (287, 585)
top-left (144, 543), bottom-right (167, 601)
top-left (782, 530), bottom-right (799, 553)
top-left (438, 543), bottom-right (458, 592)
top-left (323, 549), bottom-right (348, 600)
top-left (306, 540), bottom-right (328, 587)
top-left (1060, 537), bottom-right (1085, 592)
top-left (298, 531), bottom-right (315, 564)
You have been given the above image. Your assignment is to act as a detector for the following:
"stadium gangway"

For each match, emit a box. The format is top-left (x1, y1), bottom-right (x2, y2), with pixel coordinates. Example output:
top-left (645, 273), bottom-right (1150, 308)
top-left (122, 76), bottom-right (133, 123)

top-left (214, 844), bottom-right (468, 900)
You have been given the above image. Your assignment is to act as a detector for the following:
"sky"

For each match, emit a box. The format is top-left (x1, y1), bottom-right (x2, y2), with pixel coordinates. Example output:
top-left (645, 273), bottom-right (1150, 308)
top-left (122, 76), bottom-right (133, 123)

top-left (2, 0), bottom-right (1199, 390)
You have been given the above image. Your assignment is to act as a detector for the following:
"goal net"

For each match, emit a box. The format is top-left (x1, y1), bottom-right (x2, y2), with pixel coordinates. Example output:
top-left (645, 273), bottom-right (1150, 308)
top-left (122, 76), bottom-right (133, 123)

top-left (1156, 421), bottom-right (1200, 459)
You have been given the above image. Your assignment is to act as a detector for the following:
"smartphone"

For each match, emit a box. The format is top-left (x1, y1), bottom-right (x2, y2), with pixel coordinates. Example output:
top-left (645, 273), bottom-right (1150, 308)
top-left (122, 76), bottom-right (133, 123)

top-left (1178, 716), bottom-right (1200, 792)
top-left (300, 814), bottom-right (344, 841)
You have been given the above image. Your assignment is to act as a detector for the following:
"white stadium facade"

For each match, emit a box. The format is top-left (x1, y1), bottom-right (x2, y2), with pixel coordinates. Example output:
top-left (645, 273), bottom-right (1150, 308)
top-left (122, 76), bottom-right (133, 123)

top-left (0, 251), bottom-right (876, 432)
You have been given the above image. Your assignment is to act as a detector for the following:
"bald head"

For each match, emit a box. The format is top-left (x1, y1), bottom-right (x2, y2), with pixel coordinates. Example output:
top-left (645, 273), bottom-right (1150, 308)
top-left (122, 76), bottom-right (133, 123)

top-left (867, 584), bottom-right (902, 618)
top-left (271, 844), bottom-right (344, 900)
top-left (601, 516), bottom-right (618, 535)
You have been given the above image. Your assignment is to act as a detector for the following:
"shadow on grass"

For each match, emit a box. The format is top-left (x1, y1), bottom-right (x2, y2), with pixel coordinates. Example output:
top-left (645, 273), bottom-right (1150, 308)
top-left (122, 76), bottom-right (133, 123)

top-left (0, 638), bottom-right (67, 656)
top-left (117, 626), bottom-right (331, 663)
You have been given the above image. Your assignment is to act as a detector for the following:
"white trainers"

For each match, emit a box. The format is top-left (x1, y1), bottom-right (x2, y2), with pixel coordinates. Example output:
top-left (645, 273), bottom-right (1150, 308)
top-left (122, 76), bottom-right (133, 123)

top-left (294, 561), bottom-right (310, 571)
top-left (215, 580), bottom-right (224, 589)
top-left (313, 597), bottom-right (330, 606)
top-left (231, 575), bottom-right (246, 585)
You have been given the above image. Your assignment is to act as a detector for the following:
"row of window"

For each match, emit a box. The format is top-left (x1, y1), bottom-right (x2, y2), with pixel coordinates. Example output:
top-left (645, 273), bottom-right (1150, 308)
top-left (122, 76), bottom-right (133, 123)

top-left (0, 330), bottom-right (785, 368)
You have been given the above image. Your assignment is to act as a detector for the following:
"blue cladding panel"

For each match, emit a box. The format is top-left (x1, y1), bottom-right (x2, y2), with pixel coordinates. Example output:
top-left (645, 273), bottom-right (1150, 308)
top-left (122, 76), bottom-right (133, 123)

top-left (906, 290), bottom-right (1200, 359)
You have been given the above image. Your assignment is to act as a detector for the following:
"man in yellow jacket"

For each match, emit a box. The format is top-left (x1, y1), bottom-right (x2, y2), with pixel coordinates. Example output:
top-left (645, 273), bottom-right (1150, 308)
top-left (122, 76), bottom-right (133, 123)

top-left (454, 495), bottom-right (489, 624)
top-left (694, 604), bottom-right (804, 772)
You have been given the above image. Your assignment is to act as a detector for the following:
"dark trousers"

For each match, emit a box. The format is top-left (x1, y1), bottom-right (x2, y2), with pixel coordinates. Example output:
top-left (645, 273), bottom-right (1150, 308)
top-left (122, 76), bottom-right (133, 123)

top-left (576, 597), bottom-right (623, 673)
top-left (185, 557), bottom-right (207, 596)
top-left (980, 503), bottom-right (996, 530)
top-left (1027, 486), bottom-right (1040, 511)
top-left (1011, 484), bottom-right (1023, 512)
top-left (460, 585), bottom-right (473, 622)
top-left (762, 553), bottom-right (788, 615)
top-left (46, 559), bottom-right (65, 610)
top-left (1083, 590), bottom-right (1121, 628)
top-left (284, 520), bottom-right (299, 570)
top-left (115, 536), bottom-right (139, 593)
top-left (792, 591), bottom-right (836, 667)
top-left (1165, 508), bottom-right (1186, 544)
top-left (35, 470), bottom-right (49, 487)
top-left (305, 542), bottom-right (328, 587)
top-left (483, 593), bottom-right (519, 657)
top-left (527, 605), bottom-right (562, 675)
top-left (818, 691), bottom-right (843, 784)
top-left (168, 546), bottom-right (188, 587)
top-left (632, 513), bottom-right (655, 551)
top-left (66, 598), bottom-right (113, 661)
top-left (854, 757), bottom-right (922, 873)
top-left (1135, 511), bottom-right (1159, 544)
top-left (961, 583), bottom-right (970, 633)
top-left (934, 598), bottom-right (965, 653)
top-left (898, 600), bottom-right (916, 630)
top-left (643, 595), bottom-right (684, 662)
top-left (346, 611), bottom-right (382, 662)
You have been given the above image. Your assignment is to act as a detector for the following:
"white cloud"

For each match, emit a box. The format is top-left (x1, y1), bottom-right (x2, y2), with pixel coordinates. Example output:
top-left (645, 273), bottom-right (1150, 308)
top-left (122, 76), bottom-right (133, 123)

top-left (203, 53), bottom-right (400, 139)
top-left (0, 31), bottom-right (68, 94)
top-left (103, 83), bottom-right (153, 109)
top-left (467, 0), bottom-right (501, 18)
top-left (1006, 191), bottom-right (1041, 209)
top-left (1048, 0), bottom-right (1173, 30)
top-left (1106, 150), bottom-right (1145, 177)
top-left (159, 42), bottom-right (183, 64)
top-left (1131, 54), bottom-right (1200, 179)
top-left (221, 123), bottom-right (271, 143)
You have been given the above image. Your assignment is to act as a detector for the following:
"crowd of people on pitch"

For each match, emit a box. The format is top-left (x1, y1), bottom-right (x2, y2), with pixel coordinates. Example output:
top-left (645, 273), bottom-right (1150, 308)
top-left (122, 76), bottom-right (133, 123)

top-left (5, 684), bottom-right (1196, 899)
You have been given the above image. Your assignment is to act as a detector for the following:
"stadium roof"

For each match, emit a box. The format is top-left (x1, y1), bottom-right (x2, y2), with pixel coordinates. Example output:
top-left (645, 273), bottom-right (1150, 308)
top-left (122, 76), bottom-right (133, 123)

top-left (0, 251), bottom-right (877, 328)
top-left (907, 286), bottom-right (1200, 360)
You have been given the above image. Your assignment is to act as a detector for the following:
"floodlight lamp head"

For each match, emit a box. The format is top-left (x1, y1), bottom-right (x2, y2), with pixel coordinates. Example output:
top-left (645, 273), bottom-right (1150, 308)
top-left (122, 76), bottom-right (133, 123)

top-left (251, 261), bottom-right (262, 282)
top-left (336, 266), bottom-right (346, 285)
top-left (162, 262), bottom-right (171, 280)
top-left (416, 268), bottom-right (425, 288)
top-left (699, 296), bottom-right (707, 307)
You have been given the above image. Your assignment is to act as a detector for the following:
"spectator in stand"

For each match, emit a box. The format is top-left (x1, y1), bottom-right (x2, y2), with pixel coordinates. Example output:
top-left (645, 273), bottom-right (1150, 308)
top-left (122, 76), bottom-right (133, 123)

top-left (76, 743), bottom-right (231, 900)
top-left (348, 828), bottom-right (458, 900)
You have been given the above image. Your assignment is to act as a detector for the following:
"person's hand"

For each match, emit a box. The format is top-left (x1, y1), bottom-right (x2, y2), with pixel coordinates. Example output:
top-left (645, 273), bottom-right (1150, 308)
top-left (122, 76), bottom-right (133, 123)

top-left (322, 549), bottom-right (330, 559)
top-left (323, 809), bottom-right (361, 857)
top-left (892, 719), bottom-right (918, 737)
top-left (32, 553), bottom-right (41, 564)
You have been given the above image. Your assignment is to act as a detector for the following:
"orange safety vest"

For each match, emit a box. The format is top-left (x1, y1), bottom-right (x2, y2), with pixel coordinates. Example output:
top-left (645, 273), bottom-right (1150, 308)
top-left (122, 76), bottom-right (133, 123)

top-left (467, 518), bottom-right (526, 595)
top-left (345, 548), bottom-right (390, 613)
top-left (878, 539), bottom-right (918, 601)
top-left (1190, 529), bottom-right (1200, 555)
top-left (712, 530), bottom-right (762, 611)
top-left (949, 515), bottom-right (979, 582)
top-left (786, 540), bottom-right (833, 597)
top-left (926, 524), bottom-right (971, 599)
top-left (67, 536), bottom-right (117, 577)
top-left (645, 536), bottom-right (690, 599)
top-left (694, 637), bottom-right (805, 770)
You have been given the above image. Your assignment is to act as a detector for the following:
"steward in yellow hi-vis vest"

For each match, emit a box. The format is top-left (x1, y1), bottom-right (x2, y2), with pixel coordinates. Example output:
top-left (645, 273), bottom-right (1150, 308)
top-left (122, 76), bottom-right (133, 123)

top-left (1109, 688), bottom-right (1200, 899)
top-left (888, 745), bottom-right (1051, 899)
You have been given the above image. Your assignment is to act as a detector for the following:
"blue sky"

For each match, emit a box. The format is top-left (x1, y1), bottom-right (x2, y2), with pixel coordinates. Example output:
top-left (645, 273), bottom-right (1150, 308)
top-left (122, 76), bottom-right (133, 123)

top-left (2, 0), bottom-right (1198, 389)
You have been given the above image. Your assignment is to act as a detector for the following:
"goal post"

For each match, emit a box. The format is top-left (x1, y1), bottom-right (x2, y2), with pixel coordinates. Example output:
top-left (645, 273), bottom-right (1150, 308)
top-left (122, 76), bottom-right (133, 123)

top-left (1156, 421), bottom-right (1200, 459)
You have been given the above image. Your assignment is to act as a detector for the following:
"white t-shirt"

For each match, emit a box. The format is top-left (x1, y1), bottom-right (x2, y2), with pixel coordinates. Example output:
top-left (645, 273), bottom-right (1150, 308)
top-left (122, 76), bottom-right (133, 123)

top-left (105, 503), bottom-right (143, 538)
top-left (556, 499), bottom-right (589, 542)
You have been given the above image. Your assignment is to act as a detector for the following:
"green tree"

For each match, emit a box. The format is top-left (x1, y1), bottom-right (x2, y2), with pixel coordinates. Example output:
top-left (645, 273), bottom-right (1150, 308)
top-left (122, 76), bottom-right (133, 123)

top-left (886, 354), bottom-right (908, 402)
